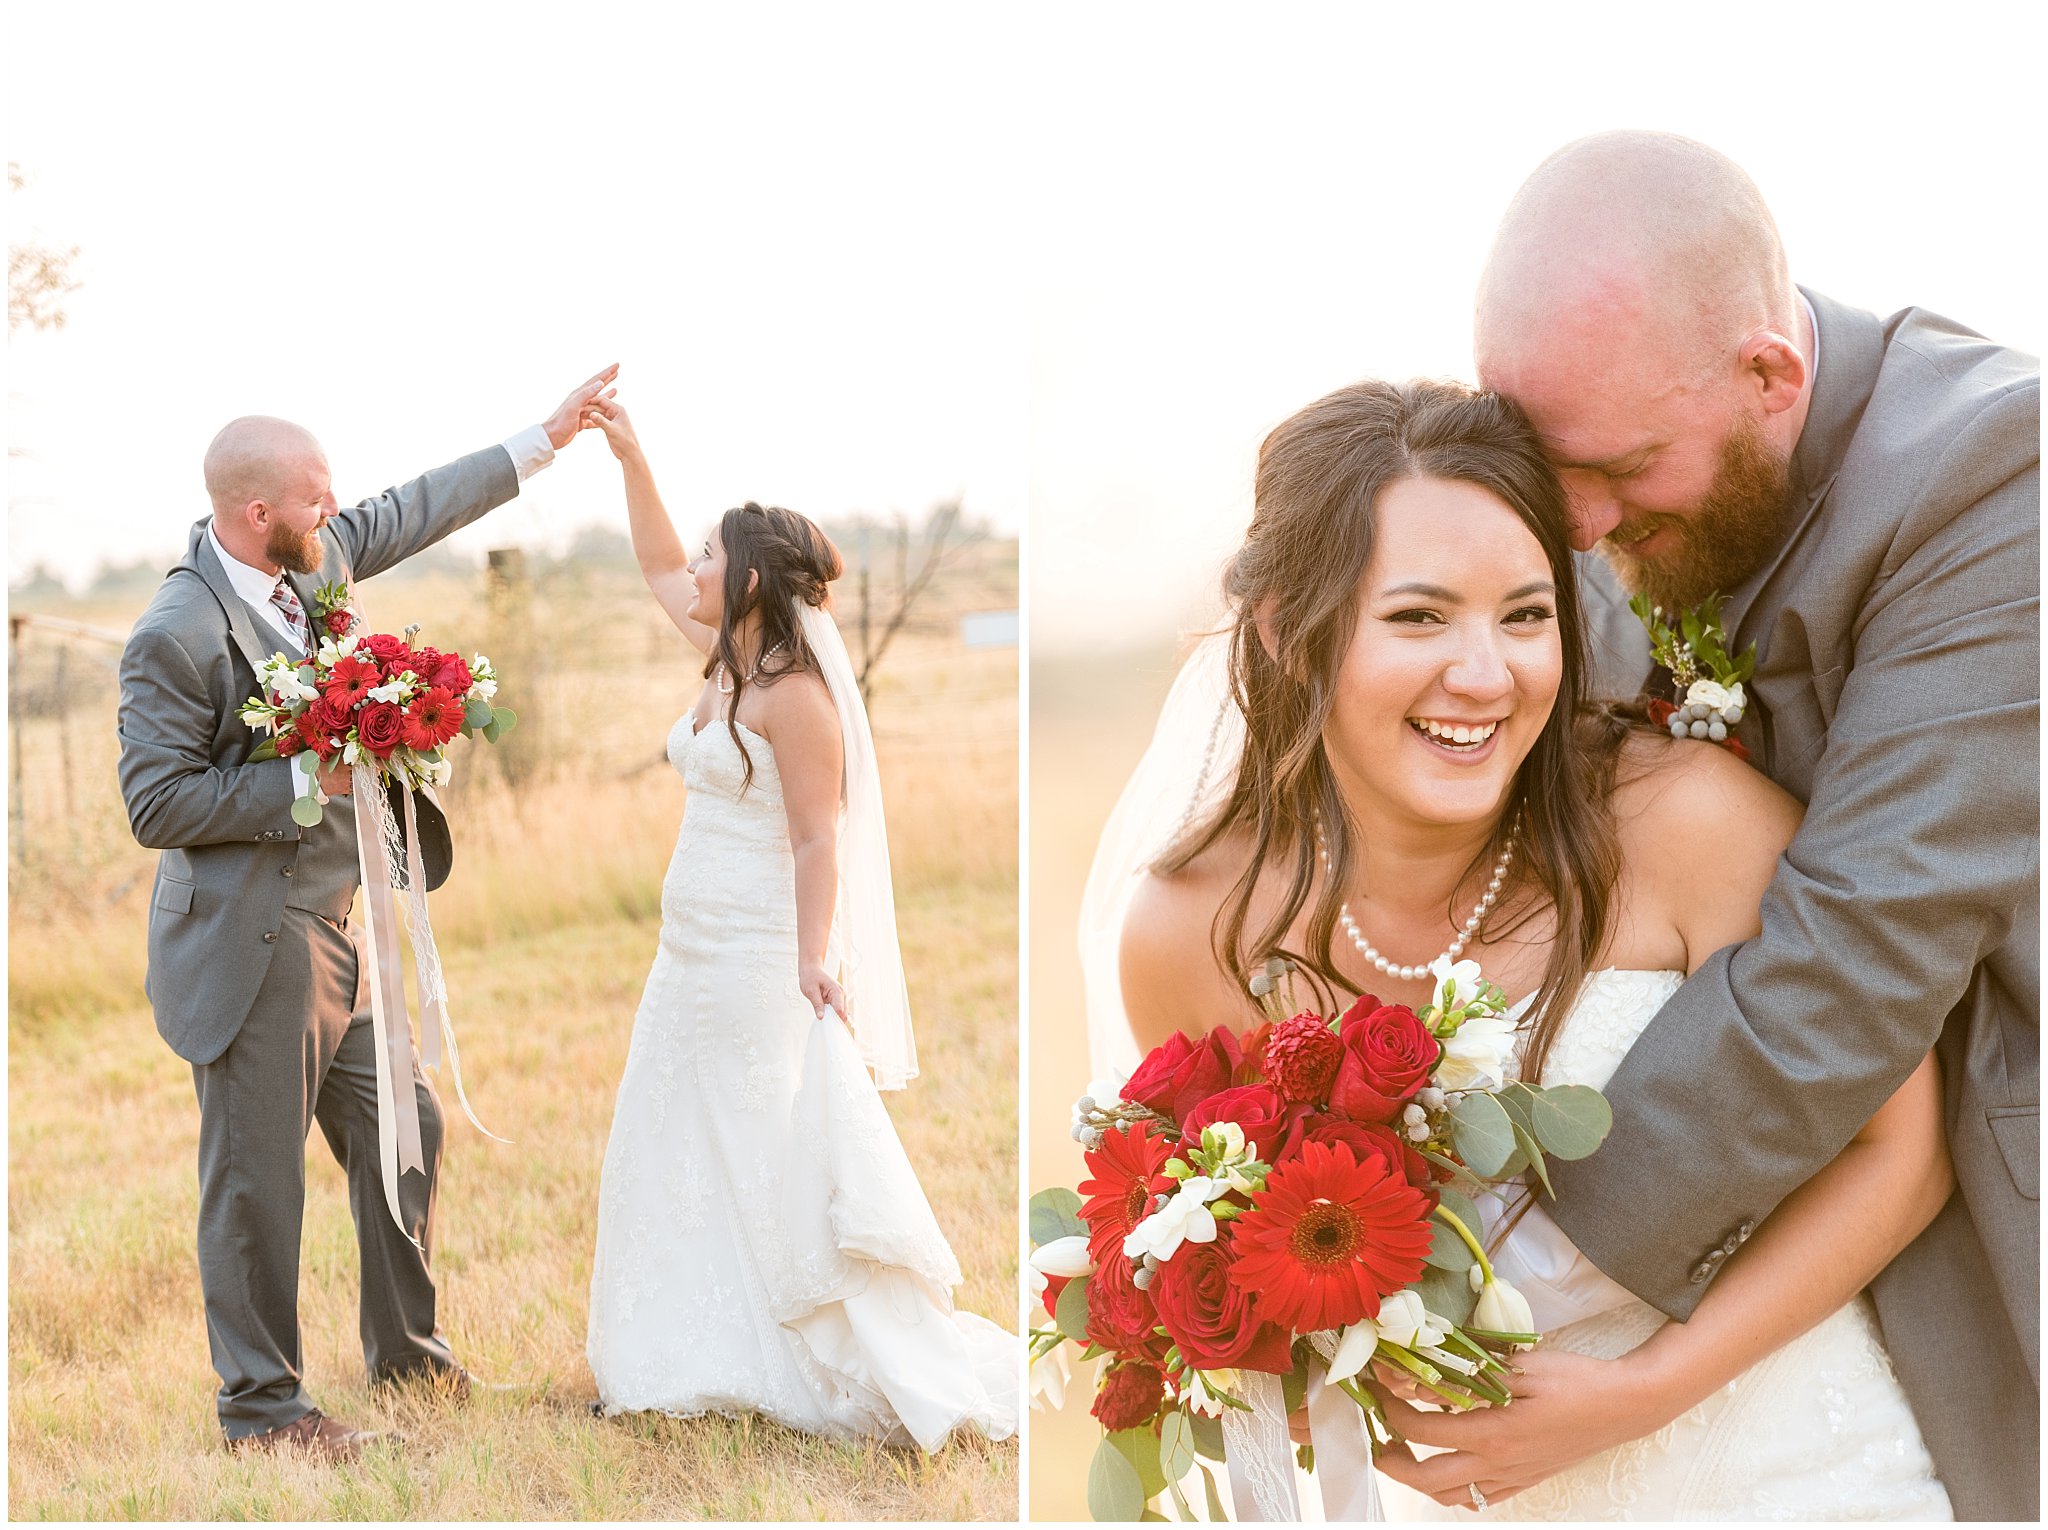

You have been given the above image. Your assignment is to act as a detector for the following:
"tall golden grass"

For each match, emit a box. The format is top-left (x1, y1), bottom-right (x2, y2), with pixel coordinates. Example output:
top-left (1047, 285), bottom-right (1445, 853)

top-left (8, 553), bottom-right (1019, 1520)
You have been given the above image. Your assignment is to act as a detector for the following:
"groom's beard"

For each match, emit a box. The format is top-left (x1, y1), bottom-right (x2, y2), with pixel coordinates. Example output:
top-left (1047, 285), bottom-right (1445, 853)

top-left (1597, 412), bottom-right (1791, 611)
top-left (265, 519), bottom-right (326, 575)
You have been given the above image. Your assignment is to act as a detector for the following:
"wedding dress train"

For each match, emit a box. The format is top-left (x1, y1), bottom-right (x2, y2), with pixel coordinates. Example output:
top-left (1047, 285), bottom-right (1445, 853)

top-left (585, 714), bottom-right (1017, 1450)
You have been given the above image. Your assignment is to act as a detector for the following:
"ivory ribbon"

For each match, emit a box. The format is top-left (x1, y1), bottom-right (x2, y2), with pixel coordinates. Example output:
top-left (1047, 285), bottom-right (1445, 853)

top-left (1219, 1352), bottom-right (1384, 1522)
top-left (355, 761), bottom-right (427, 1247)
top-left (354, 764), bottom-right (508, 1245)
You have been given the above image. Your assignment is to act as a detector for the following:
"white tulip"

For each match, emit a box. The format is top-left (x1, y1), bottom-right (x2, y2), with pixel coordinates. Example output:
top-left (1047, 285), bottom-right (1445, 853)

top-left (1325, 1317), bottom-right (1381, 1384)
top-left (1371, 1290), bottom-right (1450, 1351)
top-left (1028, 1345), bottom-right (1072, 1412)
top-left (1473, 1276), bottom-right (1537, 1340)
top-left (1029, 1235), bottom-right (1095, 1280)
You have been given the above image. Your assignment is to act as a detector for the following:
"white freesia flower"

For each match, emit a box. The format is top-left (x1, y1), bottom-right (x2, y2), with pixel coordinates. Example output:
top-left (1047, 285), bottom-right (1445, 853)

top-left (1203, 1121), bottom-right (1247, 1160)
top-left (1428, 954), bottom-right (1484, 1013)
top-left (270, 668), bottom-right (319, 704)
top-left (1028, 1345), bottom-right (1072, 1412)
top-left (1437, 1010), bottom-right (1519, 1092)
top-left (1326, 1317), bottom-right (1381, 1383)
top-left (342, 740), bottom-right (361, 766)
top-left (423, 756), bottom-right (454, 788)
top-left (1685, 679), bottom-right (1733, 712)
top-left (1029, 1235), bottom-right (1095, 1281)
top-left (1371, 1290), bottom-right (1450, 1351)
top-left (1473, 1275), bottom-right (1537, 1339)
top-left (367, 679), bottom-right (414, 704)
top-left (1123, 1177), bottom-right (1220, 1262)
top-left (1182, 1367), bottom-right (1235, 1418)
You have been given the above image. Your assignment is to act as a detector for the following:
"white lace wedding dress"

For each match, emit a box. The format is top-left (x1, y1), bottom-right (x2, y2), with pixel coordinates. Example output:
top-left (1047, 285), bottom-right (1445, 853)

top-left (585, 714), bottom-right (1018, 1450)
top-left (1378, 968), bottom-right (1951, 1522)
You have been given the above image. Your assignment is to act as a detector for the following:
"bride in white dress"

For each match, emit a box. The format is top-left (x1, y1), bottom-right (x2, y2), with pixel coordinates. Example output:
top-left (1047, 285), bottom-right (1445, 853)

top-left (579, 399), bottom-right (1016, 1451)
top-left (1096, 378), bottom-right (1951, 1519)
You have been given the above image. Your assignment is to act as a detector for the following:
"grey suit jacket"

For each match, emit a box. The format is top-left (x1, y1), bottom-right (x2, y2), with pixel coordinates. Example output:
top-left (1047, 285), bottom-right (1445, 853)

top-left (117, 443), bottom-right (520, 1066)
top-left (1555, 289), bottom-right (2038, 1519)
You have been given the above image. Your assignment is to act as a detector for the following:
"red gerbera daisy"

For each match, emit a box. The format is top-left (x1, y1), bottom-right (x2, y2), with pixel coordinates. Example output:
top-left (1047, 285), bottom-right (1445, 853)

top-left (324, 653), bottom-right (380, 708)
top-left (1077, 1122), bottom-right (1175, 1266)
top-left (400, 686), bottom-right (463, 751)
top-left (1227, 1138), bottom-right (1435, 1333)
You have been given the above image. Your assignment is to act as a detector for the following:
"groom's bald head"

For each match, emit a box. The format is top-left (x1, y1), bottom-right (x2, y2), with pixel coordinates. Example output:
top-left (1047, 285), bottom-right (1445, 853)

top-left (1474, 132), bottom-right (1812, 604)
top-left (203, 416), bottom-right (326, 518)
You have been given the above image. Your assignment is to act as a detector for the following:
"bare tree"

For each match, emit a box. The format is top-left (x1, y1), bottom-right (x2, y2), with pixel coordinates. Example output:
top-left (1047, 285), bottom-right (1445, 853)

top-left (851, 499), bottom-right (977, 707)
top-left (9, 163), bottom-right (82, 333)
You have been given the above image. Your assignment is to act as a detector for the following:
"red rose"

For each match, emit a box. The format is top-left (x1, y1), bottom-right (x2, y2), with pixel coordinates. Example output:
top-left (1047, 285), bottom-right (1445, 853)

top-left (1182, 1083), bottom-right (1309, 1166)
top-left (356, 700), bottom-right (405, 759)
top-left (362, 632), bottom-right (414, 667)
top-left (308, 694), bottom-right (353, 742)
top-left (322, 608), bottom-right (355, 637)
top-left (1264, 1011), bottom-right (1344, 1104)
top-left (1302, 1114), bottom-right (1439, 1196)
top-left (400, 687), bottom-right (463, 751)
top-left (275, 725), bottom-right (305, 758)
top-left (1085, 1250), bottom-right (1167, 1362)
top-left (1123, 1027), bottom-right (1243, 1129)
top-left (1151, 1229), bottom-right (1294, 1373)
top-left (423, 650), bottom-right (473, 693)
top-left (1091, 1360), bottom-right (1168, 1432)
top-left (1328, 998), bottom-right (1440, 1123)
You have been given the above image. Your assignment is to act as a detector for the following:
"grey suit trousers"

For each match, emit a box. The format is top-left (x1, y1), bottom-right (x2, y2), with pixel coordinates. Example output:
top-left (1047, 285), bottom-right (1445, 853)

top-left (192, 907), bottom-right (452, 1436)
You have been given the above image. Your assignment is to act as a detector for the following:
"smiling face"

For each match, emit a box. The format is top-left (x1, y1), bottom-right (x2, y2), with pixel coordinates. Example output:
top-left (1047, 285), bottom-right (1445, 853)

top-left (260, 448), bottom-right (337, 574)
top-left (686, 526), bottom-right (728, 627)
top-left (1323, 474), bottom-right (1564, 832)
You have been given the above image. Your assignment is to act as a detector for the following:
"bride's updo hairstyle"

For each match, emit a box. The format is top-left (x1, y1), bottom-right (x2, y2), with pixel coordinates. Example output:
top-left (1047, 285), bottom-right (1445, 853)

top-left (711, 500), bottom-right (844, 791)
top-left (1161, 378), bottom-right (1623, 1082)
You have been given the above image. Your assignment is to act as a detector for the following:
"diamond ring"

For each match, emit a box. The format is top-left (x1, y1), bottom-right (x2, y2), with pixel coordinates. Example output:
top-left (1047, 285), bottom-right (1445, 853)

top-left (1469, 1483), bottom-right (1488, 1511)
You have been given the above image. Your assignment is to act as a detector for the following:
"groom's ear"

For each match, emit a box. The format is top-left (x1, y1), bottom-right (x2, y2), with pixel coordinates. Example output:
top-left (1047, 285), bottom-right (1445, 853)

top-left (1741, 327), bottom-right (1808, 416)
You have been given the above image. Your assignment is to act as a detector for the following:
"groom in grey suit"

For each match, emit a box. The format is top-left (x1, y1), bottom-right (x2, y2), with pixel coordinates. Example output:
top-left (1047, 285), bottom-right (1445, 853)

top-left (117, 365), bottom-right (616, 1459)
top-left (1375, 134), bottom-right (2036, 1520)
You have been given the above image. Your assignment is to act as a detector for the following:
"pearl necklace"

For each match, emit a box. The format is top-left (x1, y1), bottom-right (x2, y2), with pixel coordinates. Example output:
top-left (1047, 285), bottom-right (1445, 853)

top-left (715, 639), bottom-right (786, 694)
top-left (1314, 811), bottom-right (1521, 982)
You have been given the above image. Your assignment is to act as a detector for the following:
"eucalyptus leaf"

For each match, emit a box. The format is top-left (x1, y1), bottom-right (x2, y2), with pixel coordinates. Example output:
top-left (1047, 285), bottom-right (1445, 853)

top-left (1494, 1083), bottom-right (1538, 1137)
top-left (1030, 1187), bottom-right (1087, 1245)
top-left (1189, 1410), bottom-right (1225, 1462)
top-left (1112, 1425), bottom-right (1170, 1498)
top-left (1497, 1144), bottom-right (1529, 1178)
top-left (482, 717), bottom-right (504, 745)
top-left (1089, 1434), bottom-right (1146, 1522)
top-left (248, 737), bottom-right (279, 762)
top-left (1423, 1216), bottom-right (1476, 1271)
top-left (1417, 1262), bottom-right (1477, 1327)
top-left (1200, 1464), bottom-right (1227, 1521)
top-left (1054, 1275), bottom-right (1092, 1343)
top-left (1511, 1121), bottom-right (1555, 1199)
top-left (1528, 1083), bottom-right (1613, 1160)
top-left (492, 706), bottom-right (518, 735)
top-left (1166, 1475), bottom-right (1195, 1522)
top-left (1448, 1092), bottom-right (1515, 1177)
top-left (464, 696), bottom-right (494, 730)
top-left (290, 796), bottom-right (325, 828)
top-left (1160, 1408), bottom-right (1197, 1483)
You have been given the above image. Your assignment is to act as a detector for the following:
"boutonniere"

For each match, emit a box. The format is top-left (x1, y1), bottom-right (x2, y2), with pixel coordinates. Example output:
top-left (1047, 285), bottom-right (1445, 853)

top-left (1630, 593), bottom-right (1757, 756)
top-left (310, 577), bottom-right (359, 642)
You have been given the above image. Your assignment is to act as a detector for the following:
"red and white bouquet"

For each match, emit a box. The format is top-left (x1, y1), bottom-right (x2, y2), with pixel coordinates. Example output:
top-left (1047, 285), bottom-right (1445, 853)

top-left (238, 578), bottom-right (516, 825)
top-left (1028, 956), bottom-right (1613, 1520)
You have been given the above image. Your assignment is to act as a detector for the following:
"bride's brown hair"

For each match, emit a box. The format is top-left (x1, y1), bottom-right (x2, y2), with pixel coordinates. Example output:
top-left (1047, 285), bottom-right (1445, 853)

top-left (1158, 378), bottom-right (1624, 1082)
top-left (710, 501), bottom-right (843, 793)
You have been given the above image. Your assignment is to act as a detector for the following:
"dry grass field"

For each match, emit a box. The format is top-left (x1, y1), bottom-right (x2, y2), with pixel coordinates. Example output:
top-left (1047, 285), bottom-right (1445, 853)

top-left (1025, 645), bottom-right (1182, 1522)
top-left (8, 540), bottom-right (1020, 1520)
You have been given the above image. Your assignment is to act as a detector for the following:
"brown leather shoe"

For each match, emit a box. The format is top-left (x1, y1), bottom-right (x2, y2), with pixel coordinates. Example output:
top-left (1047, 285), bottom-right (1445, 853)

top-left (226, 1408), bottom-right (381, 1464)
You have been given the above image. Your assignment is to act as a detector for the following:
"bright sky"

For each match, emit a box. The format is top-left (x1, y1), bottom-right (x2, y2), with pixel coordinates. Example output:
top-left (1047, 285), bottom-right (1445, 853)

top-left (6, 2), bottom-right (1025, 590)
top-left (7, 4), bottom-right (2040, 630)
top-left (1027, 6), bottom-right (2043, 651)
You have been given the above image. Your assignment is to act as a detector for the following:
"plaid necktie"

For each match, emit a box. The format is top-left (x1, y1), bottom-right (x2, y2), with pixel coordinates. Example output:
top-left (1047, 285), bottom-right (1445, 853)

top-left (269, 579), bottom-right (311, 652)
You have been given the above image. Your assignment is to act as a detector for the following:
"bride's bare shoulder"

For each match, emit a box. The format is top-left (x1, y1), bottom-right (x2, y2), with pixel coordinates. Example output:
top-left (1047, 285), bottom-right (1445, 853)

top-left (1120, 831), bottom-right (1260, 1049)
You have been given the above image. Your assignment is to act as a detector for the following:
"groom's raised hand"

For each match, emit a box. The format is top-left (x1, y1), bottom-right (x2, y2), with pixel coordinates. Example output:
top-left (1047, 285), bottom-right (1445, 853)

top-left (544, 364), bottom-right (623, 450)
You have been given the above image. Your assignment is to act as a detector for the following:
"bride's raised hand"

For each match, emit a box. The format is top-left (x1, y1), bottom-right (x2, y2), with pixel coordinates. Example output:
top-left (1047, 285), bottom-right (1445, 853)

top-left (800, 963), bottom-right (850, 1025)
top-left (582, 394), bottom-right (643, 464)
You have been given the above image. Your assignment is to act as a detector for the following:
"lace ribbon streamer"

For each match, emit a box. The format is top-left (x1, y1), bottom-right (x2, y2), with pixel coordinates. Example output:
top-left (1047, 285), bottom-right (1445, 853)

top-left (354, 764), bottom-right (506, 1245)
top-left (1219, 1345), bottom-right (1384, 1522)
